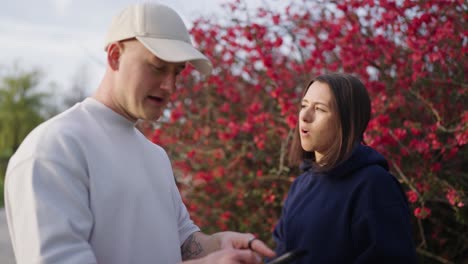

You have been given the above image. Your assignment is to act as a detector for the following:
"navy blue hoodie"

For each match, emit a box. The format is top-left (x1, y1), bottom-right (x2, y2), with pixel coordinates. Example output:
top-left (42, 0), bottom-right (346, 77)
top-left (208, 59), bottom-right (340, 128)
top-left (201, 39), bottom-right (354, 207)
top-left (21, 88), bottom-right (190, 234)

top-left (273, 144), bottom-right (417, 263)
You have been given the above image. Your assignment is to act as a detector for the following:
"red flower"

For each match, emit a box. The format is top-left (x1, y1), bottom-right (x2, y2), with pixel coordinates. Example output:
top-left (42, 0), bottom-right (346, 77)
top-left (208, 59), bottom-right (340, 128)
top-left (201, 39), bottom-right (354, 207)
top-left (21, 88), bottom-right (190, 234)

top-left (431, 162), bottom-right (441, 172)
top-left (256, 170), bottom-right (263, 178)
top-left (414, 207), bottom-right (431, 219)
top-left (446, 188), bottom-right (464, 207)
top-left (272, 14), bottom-right (280, 25)
top-left (254, 135), bottom-right (265, 150)
top-left (187, 150), bottom-right (196, 159)
top-left (286, 114), bottom-right (298, 130)
top-left (406, 191), bottom-right (418, 203)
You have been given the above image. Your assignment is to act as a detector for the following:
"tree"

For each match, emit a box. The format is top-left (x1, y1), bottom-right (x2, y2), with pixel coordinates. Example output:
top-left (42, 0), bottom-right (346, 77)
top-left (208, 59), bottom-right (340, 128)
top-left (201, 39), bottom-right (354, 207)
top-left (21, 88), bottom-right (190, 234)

top-left (0, 67), bottom-right (49, 154)
top-left (147, 0), bottom-right (466, 262)
top-left (0, 65), bottom-right (51, 207)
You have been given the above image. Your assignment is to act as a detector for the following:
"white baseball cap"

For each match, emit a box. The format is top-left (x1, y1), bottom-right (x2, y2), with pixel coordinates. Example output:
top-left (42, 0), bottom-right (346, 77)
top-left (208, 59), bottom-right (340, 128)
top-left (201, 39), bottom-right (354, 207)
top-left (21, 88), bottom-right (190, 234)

top-left (104, 3), bottom-right (212, 76)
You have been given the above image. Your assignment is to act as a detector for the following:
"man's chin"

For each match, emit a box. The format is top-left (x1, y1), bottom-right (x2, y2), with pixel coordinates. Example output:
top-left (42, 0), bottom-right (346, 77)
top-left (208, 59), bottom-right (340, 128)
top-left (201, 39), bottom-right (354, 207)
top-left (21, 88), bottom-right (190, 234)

top-left (142, 114), bottom-right (162, 123)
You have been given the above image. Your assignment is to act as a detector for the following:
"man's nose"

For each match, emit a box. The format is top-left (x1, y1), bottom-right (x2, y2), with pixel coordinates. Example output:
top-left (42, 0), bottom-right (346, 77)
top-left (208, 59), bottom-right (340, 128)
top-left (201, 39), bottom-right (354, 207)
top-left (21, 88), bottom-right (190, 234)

top-left (160, 73), bottom-right (176, 92)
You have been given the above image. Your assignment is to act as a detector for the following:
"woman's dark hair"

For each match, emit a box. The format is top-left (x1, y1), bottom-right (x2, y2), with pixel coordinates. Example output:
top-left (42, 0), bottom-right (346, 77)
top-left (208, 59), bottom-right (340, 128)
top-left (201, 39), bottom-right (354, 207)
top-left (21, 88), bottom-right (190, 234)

top-left (289, 73), bottom-right (371, 171)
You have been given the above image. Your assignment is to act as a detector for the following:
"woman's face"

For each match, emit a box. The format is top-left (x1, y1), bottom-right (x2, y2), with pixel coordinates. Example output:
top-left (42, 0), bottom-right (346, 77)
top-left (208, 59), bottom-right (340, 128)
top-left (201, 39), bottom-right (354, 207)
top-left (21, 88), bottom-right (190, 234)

top-left (299, 81), bottom-right (339, 162)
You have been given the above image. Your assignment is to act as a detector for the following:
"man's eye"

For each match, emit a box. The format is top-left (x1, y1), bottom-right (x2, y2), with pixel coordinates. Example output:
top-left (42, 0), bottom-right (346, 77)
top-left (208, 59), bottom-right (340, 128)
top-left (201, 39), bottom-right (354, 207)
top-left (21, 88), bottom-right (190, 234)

top-left (152, 65), bottom-right (164, 72)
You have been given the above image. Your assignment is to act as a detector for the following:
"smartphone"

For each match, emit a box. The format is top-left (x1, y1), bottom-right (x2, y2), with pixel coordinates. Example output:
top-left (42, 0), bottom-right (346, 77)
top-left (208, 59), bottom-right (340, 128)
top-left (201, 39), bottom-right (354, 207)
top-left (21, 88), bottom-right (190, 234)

top-left (266, 249), bottom-right (307, 264)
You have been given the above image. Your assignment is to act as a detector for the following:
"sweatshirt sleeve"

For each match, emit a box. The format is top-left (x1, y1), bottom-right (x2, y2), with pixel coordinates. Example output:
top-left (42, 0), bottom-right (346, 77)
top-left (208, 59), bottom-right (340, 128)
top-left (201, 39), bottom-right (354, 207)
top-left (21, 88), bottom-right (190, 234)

top-left (157, 148), bottom-right (200, 246)
top-left (350, 171), bottom-right (417, 263)
top-left (172, 180), bottom-right (200, 245)
top-left (272, 207), bottom-right (287, 256)
top-left (272, 176), bottom-right (301, 257)
top-left (351, 205), bottom-right (417, 263)
top-left (5, 155), bottom-right (97, 264)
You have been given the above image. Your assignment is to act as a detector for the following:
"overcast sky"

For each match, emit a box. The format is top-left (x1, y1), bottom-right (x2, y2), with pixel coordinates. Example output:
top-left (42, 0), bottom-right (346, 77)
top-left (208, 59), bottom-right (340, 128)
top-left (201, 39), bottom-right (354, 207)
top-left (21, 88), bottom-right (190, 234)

top-left (0, 0), bottom-right (268, 97)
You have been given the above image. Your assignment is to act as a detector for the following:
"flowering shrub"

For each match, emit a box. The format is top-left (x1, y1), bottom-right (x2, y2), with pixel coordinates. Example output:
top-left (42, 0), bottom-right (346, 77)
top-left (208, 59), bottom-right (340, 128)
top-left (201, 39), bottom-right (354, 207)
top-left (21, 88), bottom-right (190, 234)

top-left (145, 0), bottom-right (467, 262)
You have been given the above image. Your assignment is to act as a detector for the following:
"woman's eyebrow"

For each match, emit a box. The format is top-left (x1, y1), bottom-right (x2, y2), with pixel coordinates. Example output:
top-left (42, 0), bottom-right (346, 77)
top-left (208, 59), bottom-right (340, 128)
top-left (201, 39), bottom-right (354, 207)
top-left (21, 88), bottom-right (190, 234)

top-left (316, 101), bottom-right (330, 107)
top-left (302, 98), bottom-right (330, 106)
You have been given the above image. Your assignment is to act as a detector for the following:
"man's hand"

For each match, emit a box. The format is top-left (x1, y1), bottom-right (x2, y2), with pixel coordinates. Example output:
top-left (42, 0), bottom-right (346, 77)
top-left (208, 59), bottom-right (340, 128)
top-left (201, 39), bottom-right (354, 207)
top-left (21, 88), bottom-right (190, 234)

top-left (182, 248), bottom-right (262, 264)
top-left (181, 231), bottom-right (276, 262)
top-left (212, 231), bottom-right (276, 259)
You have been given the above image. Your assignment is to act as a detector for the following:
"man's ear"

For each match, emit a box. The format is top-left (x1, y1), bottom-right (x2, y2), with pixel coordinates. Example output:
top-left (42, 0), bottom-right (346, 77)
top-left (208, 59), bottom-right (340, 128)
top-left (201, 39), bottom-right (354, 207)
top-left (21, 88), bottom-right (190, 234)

top-left (107, 42), bottom-right (122, 71)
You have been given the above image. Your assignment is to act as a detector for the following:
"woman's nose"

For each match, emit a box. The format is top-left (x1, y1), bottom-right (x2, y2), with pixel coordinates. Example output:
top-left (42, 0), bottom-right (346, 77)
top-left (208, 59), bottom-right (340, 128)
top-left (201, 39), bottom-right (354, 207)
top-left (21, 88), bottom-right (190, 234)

top-left (301, 108), bottom-right (314, 123)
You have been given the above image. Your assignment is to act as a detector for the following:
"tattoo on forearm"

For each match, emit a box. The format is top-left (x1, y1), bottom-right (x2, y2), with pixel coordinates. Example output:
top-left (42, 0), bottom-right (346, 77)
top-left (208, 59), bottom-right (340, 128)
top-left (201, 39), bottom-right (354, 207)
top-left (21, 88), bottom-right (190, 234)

top-left (181, 234), bottom-right (203, 260)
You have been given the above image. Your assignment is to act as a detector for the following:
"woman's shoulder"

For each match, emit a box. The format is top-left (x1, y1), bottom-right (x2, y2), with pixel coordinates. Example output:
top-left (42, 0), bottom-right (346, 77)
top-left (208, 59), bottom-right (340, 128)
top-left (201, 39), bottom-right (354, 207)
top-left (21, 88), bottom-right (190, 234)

top-left (354, 163), bottom-right (398, 187)
top-left (351, 164), bottom-right (407, 210)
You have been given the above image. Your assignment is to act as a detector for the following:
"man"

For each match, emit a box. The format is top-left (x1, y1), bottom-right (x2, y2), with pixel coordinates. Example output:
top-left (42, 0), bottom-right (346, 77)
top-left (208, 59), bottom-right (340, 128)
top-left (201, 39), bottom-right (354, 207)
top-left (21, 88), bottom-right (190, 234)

top-left (4, 3), bottom-right (275, 264)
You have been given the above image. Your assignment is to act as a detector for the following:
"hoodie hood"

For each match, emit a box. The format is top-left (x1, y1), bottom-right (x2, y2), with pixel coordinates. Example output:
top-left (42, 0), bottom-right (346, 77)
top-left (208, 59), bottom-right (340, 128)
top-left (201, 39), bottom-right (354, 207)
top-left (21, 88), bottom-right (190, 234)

top-left (300, 143), bottom-right (389, 178)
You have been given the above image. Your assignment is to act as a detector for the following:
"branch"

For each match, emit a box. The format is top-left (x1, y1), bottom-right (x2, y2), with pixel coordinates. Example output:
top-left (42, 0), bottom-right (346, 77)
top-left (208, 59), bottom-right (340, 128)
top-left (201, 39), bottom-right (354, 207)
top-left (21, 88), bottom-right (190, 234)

top-left (420, 77), bottom-right (468, 88)
top-left (416, 218), bottom-right (427, 249)
top-left (256, 176), bottom-right (293, 184)
top-left (277, 129), bottom-right (293, 176)
top-left (416, 248), bottom-right (454, 264)
top-left (428, 217), bottom-right (468, 246)
top-left (387, 130), bottom-right (428, 169)
top-left (390, 161), bottom-right (419, 196)
top-left (391, 161), bottom-right (427, 248)
top-left (408, 89), bottom-right (459, 133)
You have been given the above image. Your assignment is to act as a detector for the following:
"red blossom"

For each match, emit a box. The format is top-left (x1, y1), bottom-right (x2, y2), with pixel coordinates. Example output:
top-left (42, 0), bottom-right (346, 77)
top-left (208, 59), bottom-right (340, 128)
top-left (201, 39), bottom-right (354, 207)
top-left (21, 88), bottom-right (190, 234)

top-left (216, 117), bottom-right (228, 126)
top-left (431, 162), bottom-right (441, 172)
top-left (254, 135), bottom-right (265, 150)
top-left (406, 191), bottom-right (419, 203)
top-left (393, 128), bottom-right (407, 140)
top-left (416, 182), bottom-right (430, 194)
top-left (272, 14), bottom-right (280, 25)
top-left (147, 0), bottom-right (466, 259)
top-left (414, 207), bottom-right (431, 219)
top-left (187, 150), bottom-right (196, 159)
top-left (446, 188), bottom-right (464, 208)
top-left (285, 114), bottom-right (298, 130)
top-left (220, 102), bottom-right (231, 113)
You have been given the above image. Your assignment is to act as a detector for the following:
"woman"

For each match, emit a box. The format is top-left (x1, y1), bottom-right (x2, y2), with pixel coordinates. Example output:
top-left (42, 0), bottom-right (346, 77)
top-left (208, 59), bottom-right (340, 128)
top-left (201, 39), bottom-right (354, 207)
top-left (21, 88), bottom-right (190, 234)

top-left (272, 73), bottom-right (417, 263)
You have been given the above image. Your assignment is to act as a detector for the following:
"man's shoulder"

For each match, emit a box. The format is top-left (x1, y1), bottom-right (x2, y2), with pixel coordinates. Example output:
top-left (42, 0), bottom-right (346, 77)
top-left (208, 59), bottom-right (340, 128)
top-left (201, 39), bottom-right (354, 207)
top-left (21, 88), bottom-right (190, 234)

top-left (33, 104), bottom-right (91, 139)
top-left (10, 104), bottom-right (92, 163)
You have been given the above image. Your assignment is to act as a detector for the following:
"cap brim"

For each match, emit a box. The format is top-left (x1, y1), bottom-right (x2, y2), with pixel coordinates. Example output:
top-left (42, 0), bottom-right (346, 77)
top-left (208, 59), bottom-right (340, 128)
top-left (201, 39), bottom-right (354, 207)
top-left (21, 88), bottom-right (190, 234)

top-left (136, 36), bottom-right (212, 76)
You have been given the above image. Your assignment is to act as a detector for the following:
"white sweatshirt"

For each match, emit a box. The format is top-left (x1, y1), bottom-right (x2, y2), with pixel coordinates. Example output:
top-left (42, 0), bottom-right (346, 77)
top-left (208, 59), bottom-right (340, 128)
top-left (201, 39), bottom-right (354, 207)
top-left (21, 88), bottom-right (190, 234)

top-left (5, 97), bottom-right (199, 264)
